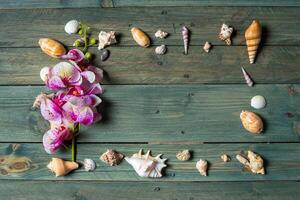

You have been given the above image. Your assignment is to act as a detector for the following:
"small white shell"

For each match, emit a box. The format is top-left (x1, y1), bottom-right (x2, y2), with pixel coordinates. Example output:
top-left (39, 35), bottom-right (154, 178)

top-left (218, 23), bottom-right (233, 45)
top-left (251, 95), bottom-right (266, 109)
top-left (155, 45), bottom-right (167, 55)
top-left (221, 154), bottom-right (230, 162)
top-left (196, 159), bottom-right (208, 176)
top-left (40, 67), bottom-right (50, 82)
top-left (203, 41), bottom-right (211, 53)
top-left (155, 30), bottom-right (168, 39)
top-left (176, 150), bottom-right (191, 161)
top-left (83, 158), bottom-right (96, 172)
top-left (64, 20), bottom-right (80, 35)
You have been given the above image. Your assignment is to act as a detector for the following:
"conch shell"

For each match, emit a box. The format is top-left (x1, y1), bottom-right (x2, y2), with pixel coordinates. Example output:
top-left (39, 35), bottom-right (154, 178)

top-left (196, 159), bottom-right (208, 176)
top-left (38, 38), bottom-right (66, 58)
top-left (240, 110), bottom-right (263, 134)
top-left (125, 149), bottom-right (167, 178)
top-left (47, 158), bottom-right (78, 177)
top-left (181, 26), bottom-right (189, 54)
top-left (218, 23), bottom-right (233, 45)
top-left (100, 149), bottom-right (124, 166)
top-left (98, 31), bottom-right (117, 50)
top-left (131, 27), bottom-right (150, 47)
top-left (176, 149), bottom-right (191, 161)
top-left (236, 151), bottom-right (265, 175)
top-left (245, 20), bottom-right (262, 64)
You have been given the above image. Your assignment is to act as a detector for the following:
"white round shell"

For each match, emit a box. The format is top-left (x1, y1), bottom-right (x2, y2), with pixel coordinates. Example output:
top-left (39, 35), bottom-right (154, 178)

top-left (83, 158), bottom-right (96, 172)
top-left (155, 45), bottom-right (167, 55)
top-left (251, 95), bottom-right (266, 109)
top-left (64, 20), bottom-right (79, 35)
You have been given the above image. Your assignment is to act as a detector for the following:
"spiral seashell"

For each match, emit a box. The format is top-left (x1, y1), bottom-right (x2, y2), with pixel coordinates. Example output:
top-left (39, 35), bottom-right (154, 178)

top-left (64, 20), bottom-right (80, 35)
top-left (236, 151), bottom-right (265, 175)
top-left (240, 110), bottom-right (263, 134)
top-left (155, 45), bottom-right (167, 55)
top-left (218, 23), bottom-right (233, 45)
top-left (83, 158), bottom-right (96, 172)
top-left (100, 149), bottom-right (124, 166)
top-left (196, 159), bottom-right (208, 176)
top-left (203, 41), bottom-right (211, 53)
top-left (241, 67), bottom-right (254, 87)
top-left (47, 158), bottom-right (78, 177)
top-left (181, 26), bottom-right (189, 55)
top-left (245, 20), bottom-right (262, 64)
top-left (131, 27), bottom-right (150, 47)
top-left (38, 38), bottom-right (66, 58)
top-left (176, 149), bottom-right (191, 161)
top-left (155, 30), bottom-right (168, 39)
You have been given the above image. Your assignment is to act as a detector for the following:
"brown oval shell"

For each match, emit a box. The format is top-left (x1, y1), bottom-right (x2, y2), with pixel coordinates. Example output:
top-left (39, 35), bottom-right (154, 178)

top-left (131, 27), bottom-right (150, 47)
top-left (240, 110), bottom-right (263, 134)
top-left (38, 38), bottom-right (66, 58)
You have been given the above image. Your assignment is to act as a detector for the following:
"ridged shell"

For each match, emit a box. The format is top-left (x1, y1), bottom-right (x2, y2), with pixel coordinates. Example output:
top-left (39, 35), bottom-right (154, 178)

top-left (155, 45), bottom-right (167, 55)
top-left (196, 159), bottom-right (208, 176)
top-left (240, 110), bottom-right (263, 134)
top-left (47, 158), bottom-right (78, 177)
top-left (236, 151), bottom-right (265, 175)
top-left (176, 150), bottom-right (191, 161)
top-left (181, 26), bottom-right (189, 54)
top-left (251, 95), bottom-right (266, 109)
top-left (125, 149), bottom-right (167, 178)
top-left (241, 67), bottom-right (254, 87)
top-left (131, 27), bottom-right (150, 47)
top-left (100, 149), bottom-right (124, 166)
top-left (38, 38), bottom-right (66, 58)
top-left (218, 23), bottom-right (233, 45)
top-left (245, 20), bottom-right (262, 64)
top-left (83, 158), bottom-right (96, 172)
top-left (98, 31), bottom-right (117, 50)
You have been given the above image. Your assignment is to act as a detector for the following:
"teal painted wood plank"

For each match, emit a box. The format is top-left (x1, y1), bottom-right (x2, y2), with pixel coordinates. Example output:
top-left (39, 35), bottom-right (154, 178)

top-left (1, 180), bottom-right (300, 200)
top-left (0, 143), bottom-right (299, 181)
top-left (0, 0), bottom-right (101, 9)
top-left (103, 0), bottom-right (300, 7)
top-left (0, 7), bottom-right (299, 47)
top-left (0, 46), bottom-right (299, 85)
top-left (0, 85), bottom-right (299, 143)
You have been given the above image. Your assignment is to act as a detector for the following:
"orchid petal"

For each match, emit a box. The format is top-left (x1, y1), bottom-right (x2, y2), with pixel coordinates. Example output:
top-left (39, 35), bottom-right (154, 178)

top-left (51, 62), bottom-right (82, 84)
top-left (47, 76), bottom-right (66, 90)
top-left (40, 98), bottom-right (62, 123)
top-left (40, 67), bottom-right (50, 82)
top-left (60, 49), bottom-right (85, 63)
top-left (87, 65), bottom-right (103, 83)
top-left (77, 107), bottom-right (94, 125)
top-left (81, 71), bottom-right (96, 83)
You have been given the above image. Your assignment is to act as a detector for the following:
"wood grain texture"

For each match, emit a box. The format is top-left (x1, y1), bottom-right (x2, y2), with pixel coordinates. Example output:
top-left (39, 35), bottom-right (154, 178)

top-left (1, 180), bottom-right (300, 200)
top-left (0, 0), bottom-right (101, 9)
top-left (0, 143), bottom-right (299, 181)
top-left (0, 7), bottom-right (299, 47)
top-left (0, 85), bottom-right (299, 143)
top-left (103, 0), bottom-right (300, 7)
top-left (0, 46), bottom-right (299, 85)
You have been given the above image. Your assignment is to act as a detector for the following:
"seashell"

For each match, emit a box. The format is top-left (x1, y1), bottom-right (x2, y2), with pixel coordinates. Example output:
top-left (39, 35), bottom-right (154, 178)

top-left (101, 49), bottom-right (110, 61)
top-left (83, 158), bottom-right (96, 172)
top-left (245, 20), bottom-right (262, 64)
top-left (221, 154), bottom-right (230, 162)
top-left (64, 20), bottom-right (80, 35)
top-left (155, 30), bottom-right (168, 39)
top-left (131, 27), bottom-right (150, 47)
top-left (181, 26), bottom-right (189, 55)
top-left (125, 149), bottom-right (167, 178)
top-left (176, 149), bottom-right (191, 161)
top-left (251, 95), bottom-right (266, 109)
top-left (100, 149), bottom-right (124, 166)
top-left (218, 23), bottom-right (233, 45)
top-left (38, 38), bottom-right (66, 58)
top-left (196, 159), bottom-right (208, 176)
top-left (155, 45), bottom-right (167, 55)
top-left (203, 41), bottom-right (211, 53)
top-left (47, 158), bottom-right (78, 177)
top-left (240, 110), bottom-right (263, 134)
top-left (241, 67), bottom-right (254, 87)
top-left (236, 151), bottom-right (265, 175)
top-left (98, 31), bottom-right (117, 50)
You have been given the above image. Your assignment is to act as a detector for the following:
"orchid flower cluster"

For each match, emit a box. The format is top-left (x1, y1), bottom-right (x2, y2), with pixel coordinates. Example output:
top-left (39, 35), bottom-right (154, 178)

top-left (34, 49), bottom-right (103, 155)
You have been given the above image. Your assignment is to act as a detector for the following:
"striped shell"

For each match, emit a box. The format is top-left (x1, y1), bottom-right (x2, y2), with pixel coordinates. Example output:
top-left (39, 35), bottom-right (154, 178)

top-left (245, 20), bottom-right (262, 64)
top-left (38, 38), bottom-right (66, 58)
top-left (181, 26), bottom-right (189, 54)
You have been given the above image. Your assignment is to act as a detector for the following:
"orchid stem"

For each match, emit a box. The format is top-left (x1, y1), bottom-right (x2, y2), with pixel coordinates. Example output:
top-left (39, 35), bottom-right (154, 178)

top-left (71, 123), bottom-right (79, 162)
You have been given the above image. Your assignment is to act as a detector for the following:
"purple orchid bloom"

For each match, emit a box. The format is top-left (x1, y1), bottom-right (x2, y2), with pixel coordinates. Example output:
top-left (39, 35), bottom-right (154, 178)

top-left (60, 49), bottom-right (85, 63)
top-left (43, 125), bottom-right (71, 154)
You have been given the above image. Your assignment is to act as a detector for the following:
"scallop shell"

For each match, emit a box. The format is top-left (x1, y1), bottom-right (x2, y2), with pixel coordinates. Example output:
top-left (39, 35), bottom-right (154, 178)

top-left (241, 67), bottom-right (254, 87)
top-left (155, 45), bottom-right (167, 55)
top-left (221, 154), bottom-right (230, 162)
top-left (98, 31), bottom-right (117, 50)
top-left (236, 151), bottom-right (265, 175)
top-left (196, 159), bottom-right (208, 176)
top-left (83, 158), bottom-right (96, 172)
top-left (245, 20), bottom-right (262, 64)
top-left (47, 158), bottom-right (78, 177)
top-left (38, 38), bottom-right (66, 58)
top-left (64, 20), bottom-right (79, 35)
top-left (131, 27), bottom-right (150, 47)
top-left (155, 30), bottom-right (168, 39)
top-left (251, 95), bottom-right (266, 109)
top-left (125, 149), bottom-right (167, 178)
top-left (240, 110), bottom-right (263, 134)
top-left (176, 150), bottom-right (191, 161)
top-left (218, 23), bottom-right (233, 45)
top-left (181, 26), bottom-right (189, 54)
top-left (203, 41), bottom-right (211, 53)
top-left (100, 149), bottom-right (124, 166)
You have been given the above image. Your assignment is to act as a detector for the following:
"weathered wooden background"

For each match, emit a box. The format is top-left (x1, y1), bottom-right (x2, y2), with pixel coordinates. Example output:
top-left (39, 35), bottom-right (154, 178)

top-left (0, 0), bottom-right (299, 199)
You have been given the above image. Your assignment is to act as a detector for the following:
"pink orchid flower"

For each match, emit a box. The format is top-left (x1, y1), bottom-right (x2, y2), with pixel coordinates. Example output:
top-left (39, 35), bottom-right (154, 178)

top-left (60, 49), bottom-right (85, 63)
top-left (40, 95), bottom-right (62, 124)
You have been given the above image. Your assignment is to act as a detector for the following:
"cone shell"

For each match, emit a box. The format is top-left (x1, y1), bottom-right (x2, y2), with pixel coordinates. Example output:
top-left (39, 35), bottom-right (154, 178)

top-left (181, 26), bottom-right (189, 54)
top-left (245, 20), bottom-right (262, 64)
top-left (131, 27), bottom-right (150, 47)
top-left (38, 38), bottom-right (66, 58)
top-left (47, 158), bottom-right (78, 177)
top-left (240, 110), bottom-right (263, 134)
